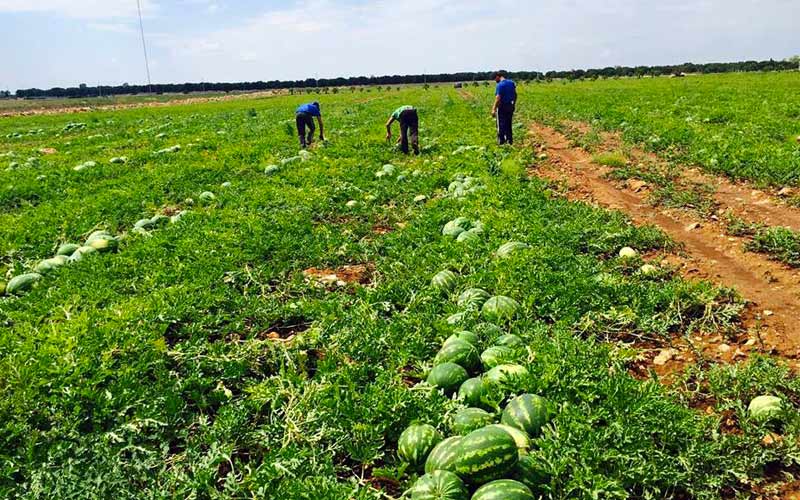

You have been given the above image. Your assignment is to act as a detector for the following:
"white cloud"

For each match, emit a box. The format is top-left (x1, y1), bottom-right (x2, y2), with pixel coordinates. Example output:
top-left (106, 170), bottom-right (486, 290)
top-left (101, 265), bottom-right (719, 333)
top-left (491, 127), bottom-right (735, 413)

top-left (0, 0), bottom-right (158, 19)
top-left (88, 22), bottom-right (137, 34)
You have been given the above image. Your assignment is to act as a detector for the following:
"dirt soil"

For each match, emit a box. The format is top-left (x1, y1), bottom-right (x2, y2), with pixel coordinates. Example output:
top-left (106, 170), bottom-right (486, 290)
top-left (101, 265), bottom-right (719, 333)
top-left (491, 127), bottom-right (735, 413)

top-left (302, 264), bottom-right (374, 288)
top-left (529, 123), bottom-right (800, 367)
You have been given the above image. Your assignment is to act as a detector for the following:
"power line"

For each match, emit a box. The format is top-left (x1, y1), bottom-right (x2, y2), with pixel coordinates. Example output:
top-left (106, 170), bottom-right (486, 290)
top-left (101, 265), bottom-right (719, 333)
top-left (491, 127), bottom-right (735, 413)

top-left (136, 0), bottom-right (153, 93)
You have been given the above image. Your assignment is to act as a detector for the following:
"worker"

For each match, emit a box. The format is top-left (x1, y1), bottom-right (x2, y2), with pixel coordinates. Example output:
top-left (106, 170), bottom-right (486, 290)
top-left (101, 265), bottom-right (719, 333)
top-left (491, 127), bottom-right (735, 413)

top-left (295, 101), bottom-right (324, 148)
top-left (385, 105), bottom-right (419, 155)
top-left (491, 70), bottom-right (517, 145)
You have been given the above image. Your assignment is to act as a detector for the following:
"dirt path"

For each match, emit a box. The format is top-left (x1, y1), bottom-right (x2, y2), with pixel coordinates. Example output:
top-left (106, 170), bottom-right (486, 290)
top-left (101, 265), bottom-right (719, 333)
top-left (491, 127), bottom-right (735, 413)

top-left (529, 123), bottom-right (800, 361)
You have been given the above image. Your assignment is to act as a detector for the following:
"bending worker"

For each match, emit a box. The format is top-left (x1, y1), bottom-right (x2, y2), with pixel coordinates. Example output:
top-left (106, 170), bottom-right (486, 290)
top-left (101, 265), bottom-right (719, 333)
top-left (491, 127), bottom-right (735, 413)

top-left (386, 105), bottom-right (419, 155)
top-left (295, 101), bottom-right (324, 148)
top-left (491, 70), bottom-right (517, 145)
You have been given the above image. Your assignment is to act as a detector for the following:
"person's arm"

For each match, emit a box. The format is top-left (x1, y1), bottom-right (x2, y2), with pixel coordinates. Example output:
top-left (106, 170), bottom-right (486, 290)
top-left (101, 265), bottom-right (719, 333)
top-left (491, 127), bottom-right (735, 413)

top-left (385, 116), bottom-right (396, 140)
top-left (317, 115), bottom-right (324, 140)
top-left (491, 94), bottom-right (501, 117)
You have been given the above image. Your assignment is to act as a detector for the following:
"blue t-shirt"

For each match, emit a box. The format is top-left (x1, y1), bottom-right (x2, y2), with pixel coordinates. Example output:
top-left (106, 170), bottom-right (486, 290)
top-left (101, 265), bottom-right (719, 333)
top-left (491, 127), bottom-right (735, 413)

top-left (495, 79), bottom-right (517, 104)
top-left (296, 103), bottom-right (321, 117)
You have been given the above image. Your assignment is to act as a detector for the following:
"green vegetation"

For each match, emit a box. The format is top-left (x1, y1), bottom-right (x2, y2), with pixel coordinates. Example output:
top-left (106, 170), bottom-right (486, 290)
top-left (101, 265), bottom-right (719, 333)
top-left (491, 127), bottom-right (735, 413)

top-left (0, 81), bottom-right (798, 498)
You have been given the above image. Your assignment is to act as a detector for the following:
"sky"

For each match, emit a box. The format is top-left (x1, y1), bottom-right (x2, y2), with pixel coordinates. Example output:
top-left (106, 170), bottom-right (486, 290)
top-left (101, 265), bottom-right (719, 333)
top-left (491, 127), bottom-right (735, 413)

top-left (0, 0), bottom-right (798, 91)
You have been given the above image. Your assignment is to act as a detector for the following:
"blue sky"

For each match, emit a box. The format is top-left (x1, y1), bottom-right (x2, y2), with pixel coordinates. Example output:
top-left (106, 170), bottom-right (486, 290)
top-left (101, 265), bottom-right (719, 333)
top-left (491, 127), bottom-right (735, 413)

top-left (0, 0), bottom-right (798, 91)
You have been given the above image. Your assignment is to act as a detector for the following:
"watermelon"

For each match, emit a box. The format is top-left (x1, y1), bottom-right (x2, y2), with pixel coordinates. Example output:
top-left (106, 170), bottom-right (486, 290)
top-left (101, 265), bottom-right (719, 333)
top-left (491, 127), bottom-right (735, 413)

top-left (480, 346), bottom-right (519, 369)
top-left (486, 424), bottom-right (531, 454)
top-left (87, 234), bottom-right (118, 252)
top-left (456, 229), bottom-right (480, 244)
top-left (501, 395), bottom-right (549, 437)
top-left (134, 218), bottom-right (154, 230)
top-left (410, 470), bottom-right (468, 500)
top-left (496, 334), bottom-right (524, 349)
top-left (445, 330), bottom-right (480, 348)
top-left (425, 436), bottom-right (463, 474)
top-left (496, 242), bottom-right (529, 258)
top-left (34, 256), bottom-right (68, 274)
top-left (513, 454), bottom-right (549, 492)
top-left (458, 378), bottom-right (488, 408)
top-left (7, 273), bottom-right (42, 295)
top-left (443, 217), bottom-right (472, 237)
top-left (452, 408), bottom-right (495, 435)
top-left (398, 424), bottom-right (442, 467)
top-left (453, 426), bottom-right (518, 484)
top-left (149, 214), bottom-right (170, 228)
top-left (435, 340), bottom-right (481, 373)
top-left (457, 288), bottom-right (491, 311)
top-left (748, 395), bottom-right (783, 422)
top-left (199, 191), bottom-right (216, 203)
top-left (475, 323), bottom-right (504, 339)
top-left (472, 479), bottom-right (534, 500)
top-left (69, 246), bottom-right (97, 262)
top-left (485, 364), bottom-right (529, 395)
top-left (264, 165), bottom-right (279, 175)
top-left (427, 363), bottom-right (469, 394)
top-left (432, 270), bottom-right (458, 293)
top-left (446, 312), bottom-right (467, 326)
top-left (482, 296), bottom-right (520, 322)
top-left (55, 243), bottom-right (80, 257)
top-left (85, 230), bottom-right (112, 243)
top-left (619, 247), bottom-right (638, 258)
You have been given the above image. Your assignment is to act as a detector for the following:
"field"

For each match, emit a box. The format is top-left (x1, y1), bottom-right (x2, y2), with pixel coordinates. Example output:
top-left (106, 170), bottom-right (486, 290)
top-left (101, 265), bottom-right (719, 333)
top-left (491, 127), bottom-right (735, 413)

top-left (1, 74), bottom-right (800, 499)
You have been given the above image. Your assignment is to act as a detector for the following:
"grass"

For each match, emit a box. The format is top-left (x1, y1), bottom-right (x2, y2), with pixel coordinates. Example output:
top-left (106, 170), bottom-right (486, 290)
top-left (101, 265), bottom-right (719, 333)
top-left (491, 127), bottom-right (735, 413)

top-left (592, 152), bottom-right (628, 168)
top-left (0, 81), bottom-right (798, 498)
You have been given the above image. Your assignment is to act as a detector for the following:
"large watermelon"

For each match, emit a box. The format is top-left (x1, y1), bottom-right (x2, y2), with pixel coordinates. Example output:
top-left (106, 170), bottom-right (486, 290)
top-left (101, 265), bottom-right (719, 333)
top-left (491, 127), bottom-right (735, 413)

top-left (425, 436), bottom-right (463, 474)
top-left (748, 395), bottom-right (783, 422)
top-left (495, 334), bottom-right (524, 349)
top-left (472, 479), bottom-right (534, 500)
top-left (432, 270), bottom-right (458, 293)
top-left (457, 288), bottom-right (491, 311)
top-left (435, 340), bottom-right (481, 374)
top-left (496, 241), bottom-right (529, 259)
top-left (452, 408), bottom-right (494, 435)
top-left (458, 378), bottom-right (488, 408)
top-left (410, 470), bottom-right (468, 500)
top-left (481, 296), bottom-right (520, 321)
top-left (485, 424), bottom-right (531, 454)
top-left (7, 273), bottom-right (42, 295)
top-left (484, 364), bottom-right (529, 396)
top-left (445, 330), bottom-right (480, 348)
top-left (453, 426), bottom-right (518, 484)
top-left (427, 363), bottom-right (469, 394)
top-left (501, 395), bottom-right (549, 437)
top-left (480, 346), bottom-right (519, 369)
top-left (513, 454), bottom-right (549, 492)
top-left (55, 243), bottom-right (80, 257)
top-left (398, 424), bottom-right (442, 468)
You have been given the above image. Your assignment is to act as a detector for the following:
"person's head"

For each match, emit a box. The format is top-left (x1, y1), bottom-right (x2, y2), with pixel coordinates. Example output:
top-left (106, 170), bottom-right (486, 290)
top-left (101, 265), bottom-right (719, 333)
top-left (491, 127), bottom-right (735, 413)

top-left (494, 70), bottom-right (508, 82)
top-left (312, 101), bottom-right (320, 109)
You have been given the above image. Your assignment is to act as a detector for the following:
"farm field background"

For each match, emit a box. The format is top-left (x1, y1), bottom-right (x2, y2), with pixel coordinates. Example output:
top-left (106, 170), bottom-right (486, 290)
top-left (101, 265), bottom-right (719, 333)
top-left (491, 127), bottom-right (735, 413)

top-left (1, 73), bottom-right (799, 498)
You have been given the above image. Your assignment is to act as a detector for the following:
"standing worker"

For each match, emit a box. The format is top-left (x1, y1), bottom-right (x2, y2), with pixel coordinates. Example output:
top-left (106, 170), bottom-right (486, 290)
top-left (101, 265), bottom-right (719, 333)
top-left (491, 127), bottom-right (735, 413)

top-left (491, 70), bottom-right (517, 145)
top-left (385, 105), bottom-right (419, 155)
top-left (295, 101), bottom-right (324, 148)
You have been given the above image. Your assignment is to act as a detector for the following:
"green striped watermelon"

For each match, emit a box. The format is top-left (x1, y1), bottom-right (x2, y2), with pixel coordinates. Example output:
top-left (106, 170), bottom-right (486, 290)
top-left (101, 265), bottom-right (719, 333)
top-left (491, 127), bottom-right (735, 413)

top-left (34, 256), bottom-right (68, 274)
top-left (496, 241), bottom-right (529, 259)
top-left (446, 312), bottom-right (467, 326)
top-left (480, 346), bottom-right (519, 369)
top-left (55, 243), bottom-right (80, 257)
top-left (457, 288), bottom-right (491, 311)
top-left (432, 270), bottom-right (458, 293)
top-left (481, 296), bottom-right (520, 322)
top-left (475, 323), bottom-right (504, 340)
top-left (501, 395), bottom-right (549, 437)
top-left (427, 363), bottom-right (469, 394)
top-left (456, 229), bottom-right (481, 244)
top-left (87, 235), bottom-right (119, 252)
top-left (495, 334), bottom-right (524, 349)
top-left (410, 470), bottom-right (468, 500)
top-left (445, 330), bottom-right (480, 348)
top-left (7, 273), bottom-right (42, 295)
top-left (452, 408), bottom-right (494, 435)
top-left (458, 378), bottom-right (488, 408)
top-left (398, 424), bottom-right (442, 467)
top-left (425, 436), bottom-right (463, 474)
top-left (443, 217), bottom-right (472, 238)
top-left (454, 426), bottom-right (518, 484)
top-left (513, 454), bottom-right (549, 492)
top-left (485, 424), bottom-right (531, 454)
top-left (472, 479), bottom-right (534, 500)
top-left (484, 364), bottom-right (529, 396)
top-left (435, 340), bottom-right (481, 374)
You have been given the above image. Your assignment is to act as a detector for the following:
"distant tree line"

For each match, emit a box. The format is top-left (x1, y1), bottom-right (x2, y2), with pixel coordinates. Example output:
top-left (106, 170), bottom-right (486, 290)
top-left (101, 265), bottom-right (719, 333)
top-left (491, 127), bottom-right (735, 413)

top-left (9, 59), bottom-right (798, 99)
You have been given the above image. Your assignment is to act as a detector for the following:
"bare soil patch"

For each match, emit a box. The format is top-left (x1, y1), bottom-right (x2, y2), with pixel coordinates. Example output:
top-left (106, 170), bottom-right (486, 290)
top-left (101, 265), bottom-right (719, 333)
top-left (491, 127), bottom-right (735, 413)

top-left (302, 264), bottom-right (374, 288)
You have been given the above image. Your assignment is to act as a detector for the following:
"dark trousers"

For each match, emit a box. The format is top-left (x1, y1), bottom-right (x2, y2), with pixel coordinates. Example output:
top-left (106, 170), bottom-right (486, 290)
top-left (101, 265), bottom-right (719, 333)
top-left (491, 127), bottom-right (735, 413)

top-left (399, 109), bottom-right (419, 155)
top-left (497, 102), bottom-right (515, 145)
top-left (296, 112), bottom-right (315, 148)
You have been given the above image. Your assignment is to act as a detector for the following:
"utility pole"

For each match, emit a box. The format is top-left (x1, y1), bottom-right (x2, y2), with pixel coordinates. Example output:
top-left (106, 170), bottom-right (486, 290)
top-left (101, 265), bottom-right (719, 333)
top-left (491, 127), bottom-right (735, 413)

top-left (136, 0), bottom-right (153, 93)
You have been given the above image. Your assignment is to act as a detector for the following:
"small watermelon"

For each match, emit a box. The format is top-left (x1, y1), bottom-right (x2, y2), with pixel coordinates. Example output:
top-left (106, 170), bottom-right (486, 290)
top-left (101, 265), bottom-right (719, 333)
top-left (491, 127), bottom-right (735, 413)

top-left (480, 346), bottom-right (519, 369)
top-left (481, 296), bottom-right (520, 322)
top-left (513, 454), bottom-right (549, 492)
top-left (452, 408), bottom-right (494, 435)
top-left (486, 424), bottom-right (531, 454)
top-left (85, 230), bottom-right (112, 243)
top-left (149, 214), bottom-right (170, 228)
top-left (445, 330), bottom-right (480, 348)
top-left (454, 426), bottom-right (519, 484)
top-left (435, 340), bottom-right (481, 374)
top-left (456, 229), bottom-right (481, 244)
top-left (87, 235), bottom-right (118, 252)
top-left (748, 395), bottom-right (783, 422)
top-left (69, 246), bottom-right (97, 262)
top-left (134, 218), bottom-right (154, 230)
top-left (485, 364), bottom-right (530, 395)
top-left (34, 256), bottom-right (68, 274)
top-left (457, 288), bottom-right (491, 310)
top-left (410, 470), bottom-right (468, 500)
top-left (55, 243), bottom-right (80, 257)
top-left (425, 436), bottom-right (463, 474)
top-left (199, 191), bottom-right (216, 204)
top-left (432, 270), bottom-right (458, 293)
top-left (496, 241), bottom-right (529, 258)
top-left (264, 165), bottom-right (279, 175)
top-left (458, 378), bottom-right (488, 408)
top-left (472, 479), bottom-right (534, 500)
top-left (501, 394), bottom-right (550, 437)
top-left (7, 273), bottom-right (42, 295)
top-left (427, 363), bottom-right (469, 394)
top-left (398, 424), bottom-right (442, 468)
top-left (496, 334), bottom-right (524, 349)
top-left (443, 217), bottom-right (472, 237)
